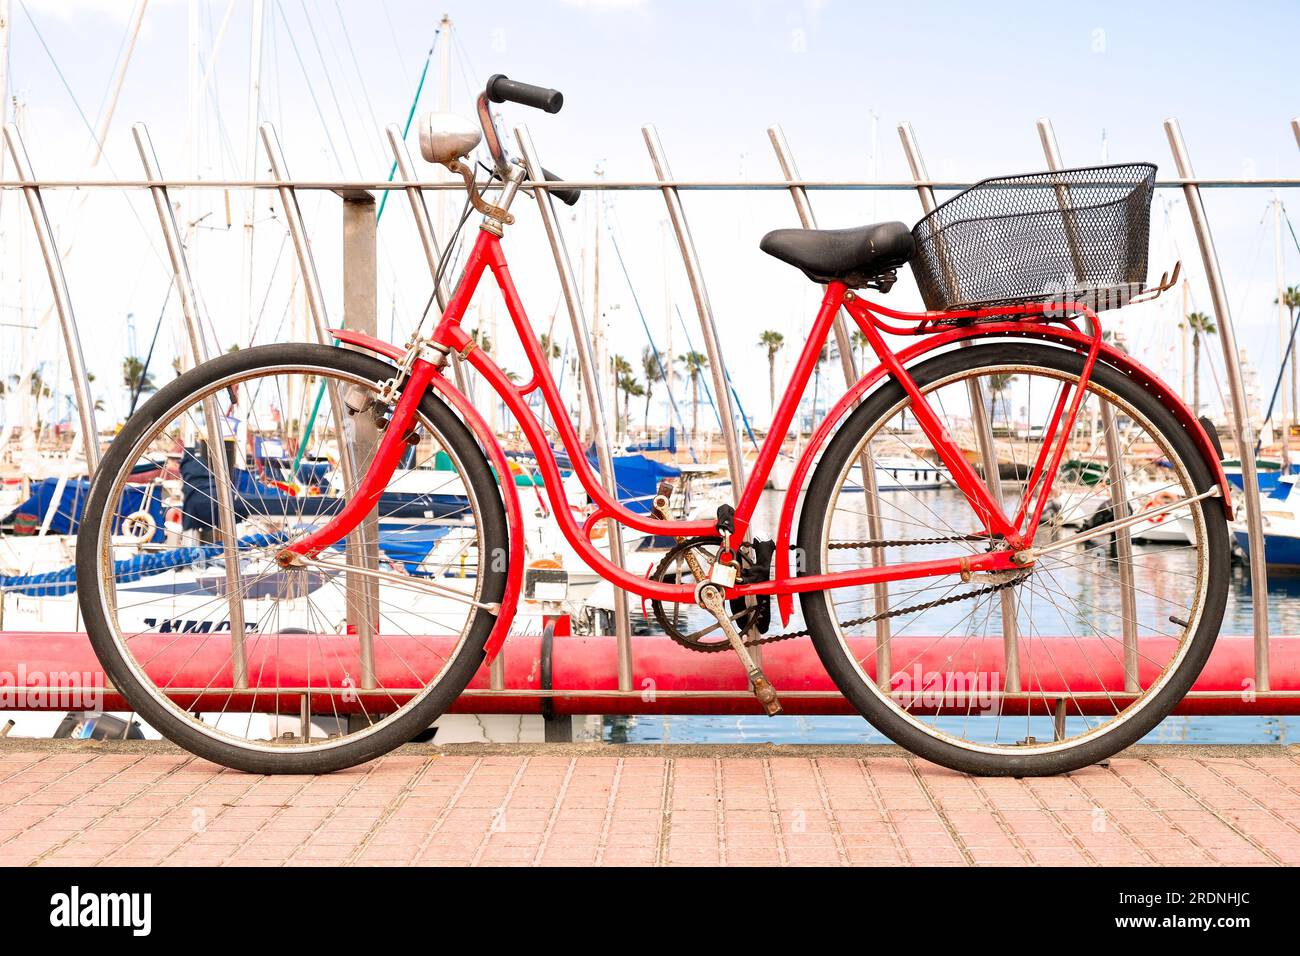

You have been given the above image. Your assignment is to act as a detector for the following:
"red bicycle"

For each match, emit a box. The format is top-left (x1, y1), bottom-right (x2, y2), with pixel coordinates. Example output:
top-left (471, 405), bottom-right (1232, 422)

top-left (78, 77), bottom-right (1229, 776)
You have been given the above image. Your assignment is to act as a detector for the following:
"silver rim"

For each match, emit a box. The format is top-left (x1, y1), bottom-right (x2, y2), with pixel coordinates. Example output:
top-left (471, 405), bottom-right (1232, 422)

top-left (90, 361), bottom-right (488, 757)
top-left (814, 360), bottom-right (1210, 757)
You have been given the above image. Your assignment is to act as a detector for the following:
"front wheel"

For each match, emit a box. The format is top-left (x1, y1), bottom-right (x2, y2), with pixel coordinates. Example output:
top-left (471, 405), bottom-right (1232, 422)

top-left (76, 344), bottom-right (508, 774)
top-left (798, 341), bottom-right (1229, 776)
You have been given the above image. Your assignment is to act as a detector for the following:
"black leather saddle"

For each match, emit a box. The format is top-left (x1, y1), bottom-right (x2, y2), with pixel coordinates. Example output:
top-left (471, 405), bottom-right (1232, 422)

top-left (759, 222), bottom-right (914, 288)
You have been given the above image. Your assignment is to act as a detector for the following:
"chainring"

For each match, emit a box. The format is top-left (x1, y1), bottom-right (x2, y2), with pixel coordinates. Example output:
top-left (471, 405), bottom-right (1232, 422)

top-left (649, 537), bottom-right (765, 652)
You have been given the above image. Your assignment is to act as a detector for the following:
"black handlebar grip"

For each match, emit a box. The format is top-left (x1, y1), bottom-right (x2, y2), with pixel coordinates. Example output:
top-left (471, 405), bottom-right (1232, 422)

top-left (485, 74), bottom-right (564, 114)
top-left (543, 167), bottom-right (580, 206)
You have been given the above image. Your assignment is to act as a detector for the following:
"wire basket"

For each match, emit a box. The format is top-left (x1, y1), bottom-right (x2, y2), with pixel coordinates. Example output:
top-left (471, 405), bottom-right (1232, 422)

top-left (910, 163), bottom-right (1157, 313)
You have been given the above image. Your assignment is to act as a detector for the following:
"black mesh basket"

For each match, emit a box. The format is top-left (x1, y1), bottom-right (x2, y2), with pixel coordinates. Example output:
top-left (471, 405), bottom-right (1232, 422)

top-left (909, 163), bottom-right (1157, 313)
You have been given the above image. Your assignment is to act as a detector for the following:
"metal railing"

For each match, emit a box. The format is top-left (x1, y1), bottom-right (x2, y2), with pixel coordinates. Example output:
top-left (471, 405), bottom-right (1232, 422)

top-left (2, 113), bottom-right (1297, 706)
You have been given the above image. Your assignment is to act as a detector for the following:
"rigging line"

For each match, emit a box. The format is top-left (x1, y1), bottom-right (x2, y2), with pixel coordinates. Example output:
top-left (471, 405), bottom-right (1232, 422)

top-left (1256, 202), bottom-right (1300, 448)
top-left (307, 0), bottom-right (382, 175)
top-left (448, 25), bottom-right (479, 106)
top-left (91, 3), bottom-right (137, 128)
top-left (380, 3), bottom-right (413, 90)
top-left (14, 3), bottom-right (172, 275)
top-left (17, 2), bottom-right (96, 148)
top-left (674, 305), bottom-right (724, 431)
top-left (129, 280), bottom-right (173, 417)
top-left (296, 0), bottom-right (365, 176)
top-left (602, 213), bottom-right (697, 461)
top-left (273, 0), bottom-right (346, 173)
top-left (247, 232), bottom-right (291, 344)
top-left (1282, 202), bottom-right (1300, 262)
top-left (330, 0), bottom-right (386, 163)
top-left (375, 28), bottom-right (440, 222)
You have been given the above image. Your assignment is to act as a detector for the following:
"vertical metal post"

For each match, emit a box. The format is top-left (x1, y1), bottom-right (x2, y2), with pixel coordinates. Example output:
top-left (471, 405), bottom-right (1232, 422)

top-left (515, 125), bottom-right (634, 692)
top-left (898, 121), bottom-right (1019, 692)
top-left (383, 124), bottom-right (469, 394)
top-left (260, 122), bottom-right (374, 687)
top-left (1166, 118), bottom-right (1269, 689)
top-left (1036, 118), bottom-right (1139, 691)
top-left (768, 125), bottom-right (891, 685)
top-left (341, 191), bottom-right (381, 687)
top-left (132, 123), bottom-right (247, 686)
top-left (642, 125), bottom-right (746, 498)
top-left (2, 124), bottom-right (100, 472)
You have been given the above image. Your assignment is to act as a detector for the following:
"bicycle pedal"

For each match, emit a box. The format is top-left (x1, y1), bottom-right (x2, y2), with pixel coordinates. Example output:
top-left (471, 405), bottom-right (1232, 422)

top-left (750, 672), bottom-right (783, 717)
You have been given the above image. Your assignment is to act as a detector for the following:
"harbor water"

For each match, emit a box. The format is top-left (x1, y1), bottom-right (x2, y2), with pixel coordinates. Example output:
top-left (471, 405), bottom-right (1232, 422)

top-left (603, 487), bottom-right (1297, 746)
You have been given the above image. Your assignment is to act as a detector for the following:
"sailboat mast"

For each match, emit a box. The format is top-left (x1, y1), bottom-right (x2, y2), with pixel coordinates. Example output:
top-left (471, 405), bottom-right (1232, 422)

top-left (662, 219), bottom-right (674, 446)
top-left (94, 0), bottom-right (149, 168)
top-left (0, 0), bottom-right (10, 212)
top-left (1276, 196), bottom-right (1292, 460)
top-left (1181, 277), bottom-right (1190, 398)
top-left (437, 13), bottom-right (451, 243)
top-left (592, 171), bottom-right (606, 441)
top-left (240, 0), bottom-right (264, 349)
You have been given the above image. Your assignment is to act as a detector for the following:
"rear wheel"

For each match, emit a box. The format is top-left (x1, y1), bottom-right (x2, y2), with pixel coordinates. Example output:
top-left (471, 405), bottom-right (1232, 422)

top-left (798, 341), bottom-right (1229, 776)
top-left (76, 344), bottom-right (508, 774)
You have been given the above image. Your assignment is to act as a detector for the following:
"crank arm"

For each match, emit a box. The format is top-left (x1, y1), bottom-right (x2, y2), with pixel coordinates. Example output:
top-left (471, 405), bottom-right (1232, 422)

top-left (678, 608), bottom-right (753, 644)
top-left (1015, 486), bottom-right (1219, 562)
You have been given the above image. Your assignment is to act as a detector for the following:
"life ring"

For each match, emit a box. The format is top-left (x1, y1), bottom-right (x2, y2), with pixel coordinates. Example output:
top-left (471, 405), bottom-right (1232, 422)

top-left (120, 510), bottom-right (158, 542)
top-left (1141, 490), bottom-right (1178, 524)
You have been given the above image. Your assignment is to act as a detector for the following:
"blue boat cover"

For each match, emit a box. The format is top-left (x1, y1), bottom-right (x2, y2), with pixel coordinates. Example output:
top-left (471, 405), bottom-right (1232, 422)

top-left (0, 532), bottom-right (288, 598)
top-left (1, 475), bottom-right (165, 541)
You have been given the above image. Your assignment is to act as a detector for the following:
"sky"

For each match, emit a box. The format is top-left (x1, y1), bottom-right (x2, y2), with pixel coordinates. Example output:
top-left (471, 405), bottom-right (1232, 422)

top-left (0, 0), bottom-right (1297, 435)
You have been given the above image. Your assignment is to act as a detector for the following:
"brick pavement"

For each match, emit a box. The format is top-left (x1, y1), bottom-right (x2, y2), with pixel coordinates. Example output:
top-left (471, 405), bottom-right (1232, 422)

top-left (1, 744), bottom-right (1297, 866)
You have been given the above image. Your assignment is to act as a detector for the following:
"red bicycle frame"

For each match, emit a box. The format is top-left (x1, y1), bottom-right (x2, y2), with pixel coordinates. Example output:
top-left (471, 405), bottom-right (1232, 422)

top-left (285, 227), bottom-right (1176, 609)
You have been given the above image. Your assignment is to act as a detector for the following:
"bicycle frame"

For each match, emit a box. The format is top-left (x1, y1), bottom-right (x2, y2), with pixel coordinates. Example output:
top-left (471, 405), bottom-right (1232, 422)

top-left (283, 225), bottom-right (1218, 613)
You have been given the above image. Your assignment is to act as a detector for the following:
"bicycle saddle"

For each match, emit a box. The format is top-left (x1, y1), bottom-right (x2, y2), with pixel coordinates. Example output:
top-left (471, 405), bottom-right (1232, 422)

top-left (759, 221), bottom-right (914, 288)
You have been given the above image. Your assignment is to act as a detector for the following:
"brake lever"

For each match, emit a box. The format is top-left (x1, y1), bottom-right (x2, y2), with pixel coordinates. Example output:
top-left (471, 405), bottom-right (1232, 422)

top-left (444, 157), bottom-right (514, 225)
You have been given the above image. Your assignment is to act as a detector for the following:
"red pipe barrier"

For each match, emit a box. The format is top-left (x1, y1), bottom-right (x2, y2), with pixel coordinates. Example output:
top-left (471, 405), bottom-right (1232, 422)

top-left (0, 632), bottom-right (1294, 716)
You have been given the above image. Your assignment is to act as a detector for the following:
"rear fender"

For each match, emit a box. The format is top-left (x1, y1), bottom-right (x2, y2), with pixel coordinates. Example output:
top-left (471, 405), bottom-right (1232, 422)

top-left (330, 328), bottom-right (522, 659)
top-left (773, 323), bottom-right (1232, 625)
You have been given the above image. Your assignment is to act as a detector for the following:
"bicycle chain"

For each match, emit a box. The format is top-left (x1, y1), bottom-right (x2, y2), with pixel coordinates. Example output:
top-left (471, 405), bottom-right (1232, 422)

top-left (658, 534), bottom-right (1026, 653)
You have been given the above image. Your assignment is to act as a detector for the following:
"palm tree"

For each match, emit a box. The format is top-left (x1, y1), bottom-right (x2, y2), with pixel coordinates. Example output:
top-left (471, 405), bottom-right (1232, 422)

top-left (29, 364), bottom-right (52, 400)
top-left (618, 373), bottom-right (644, 439)
top-left (1181, 311), bottom-right (1217, 416)
top-left (537, 332), bottom-right (561, 371)
top-left (986, 372), bottom-right (1016, 428)
top-left (612, 355), bottom-right (634, 440)
top-left (851, 328), bottom-right (869, 368)
top-left (122, 356), bottom-right (155, 394)
top-left (679, 350), bottom-right (708, 442)
top-left (640, 346), bottom-right (664, 436)
top-left (121, 355), bottom-right (156, 417)
top-left (470, 327), bottom-right (492, 354)
top-left (757, 330), bottom-right (784, 418)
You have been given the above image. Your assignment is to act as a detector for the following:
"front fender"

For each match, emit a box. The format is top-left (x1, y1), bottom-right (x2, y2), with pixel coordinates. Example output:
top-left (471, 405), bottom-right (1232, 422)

top-left (330, 328), bottom-right (522, 660)
top-left (773, 323), bottom-right (1232, 625)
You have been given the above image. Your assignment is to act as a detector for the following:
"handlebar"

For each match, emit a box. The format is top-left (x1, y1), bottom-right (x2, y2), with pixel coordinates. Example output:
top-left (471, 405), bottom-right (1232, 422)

top-left (543, 167), bottom-right (580, 207)
top-left (485, 74), bottom-right (564, 114)
top-left (475, 76), bottom-right (580, 206)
